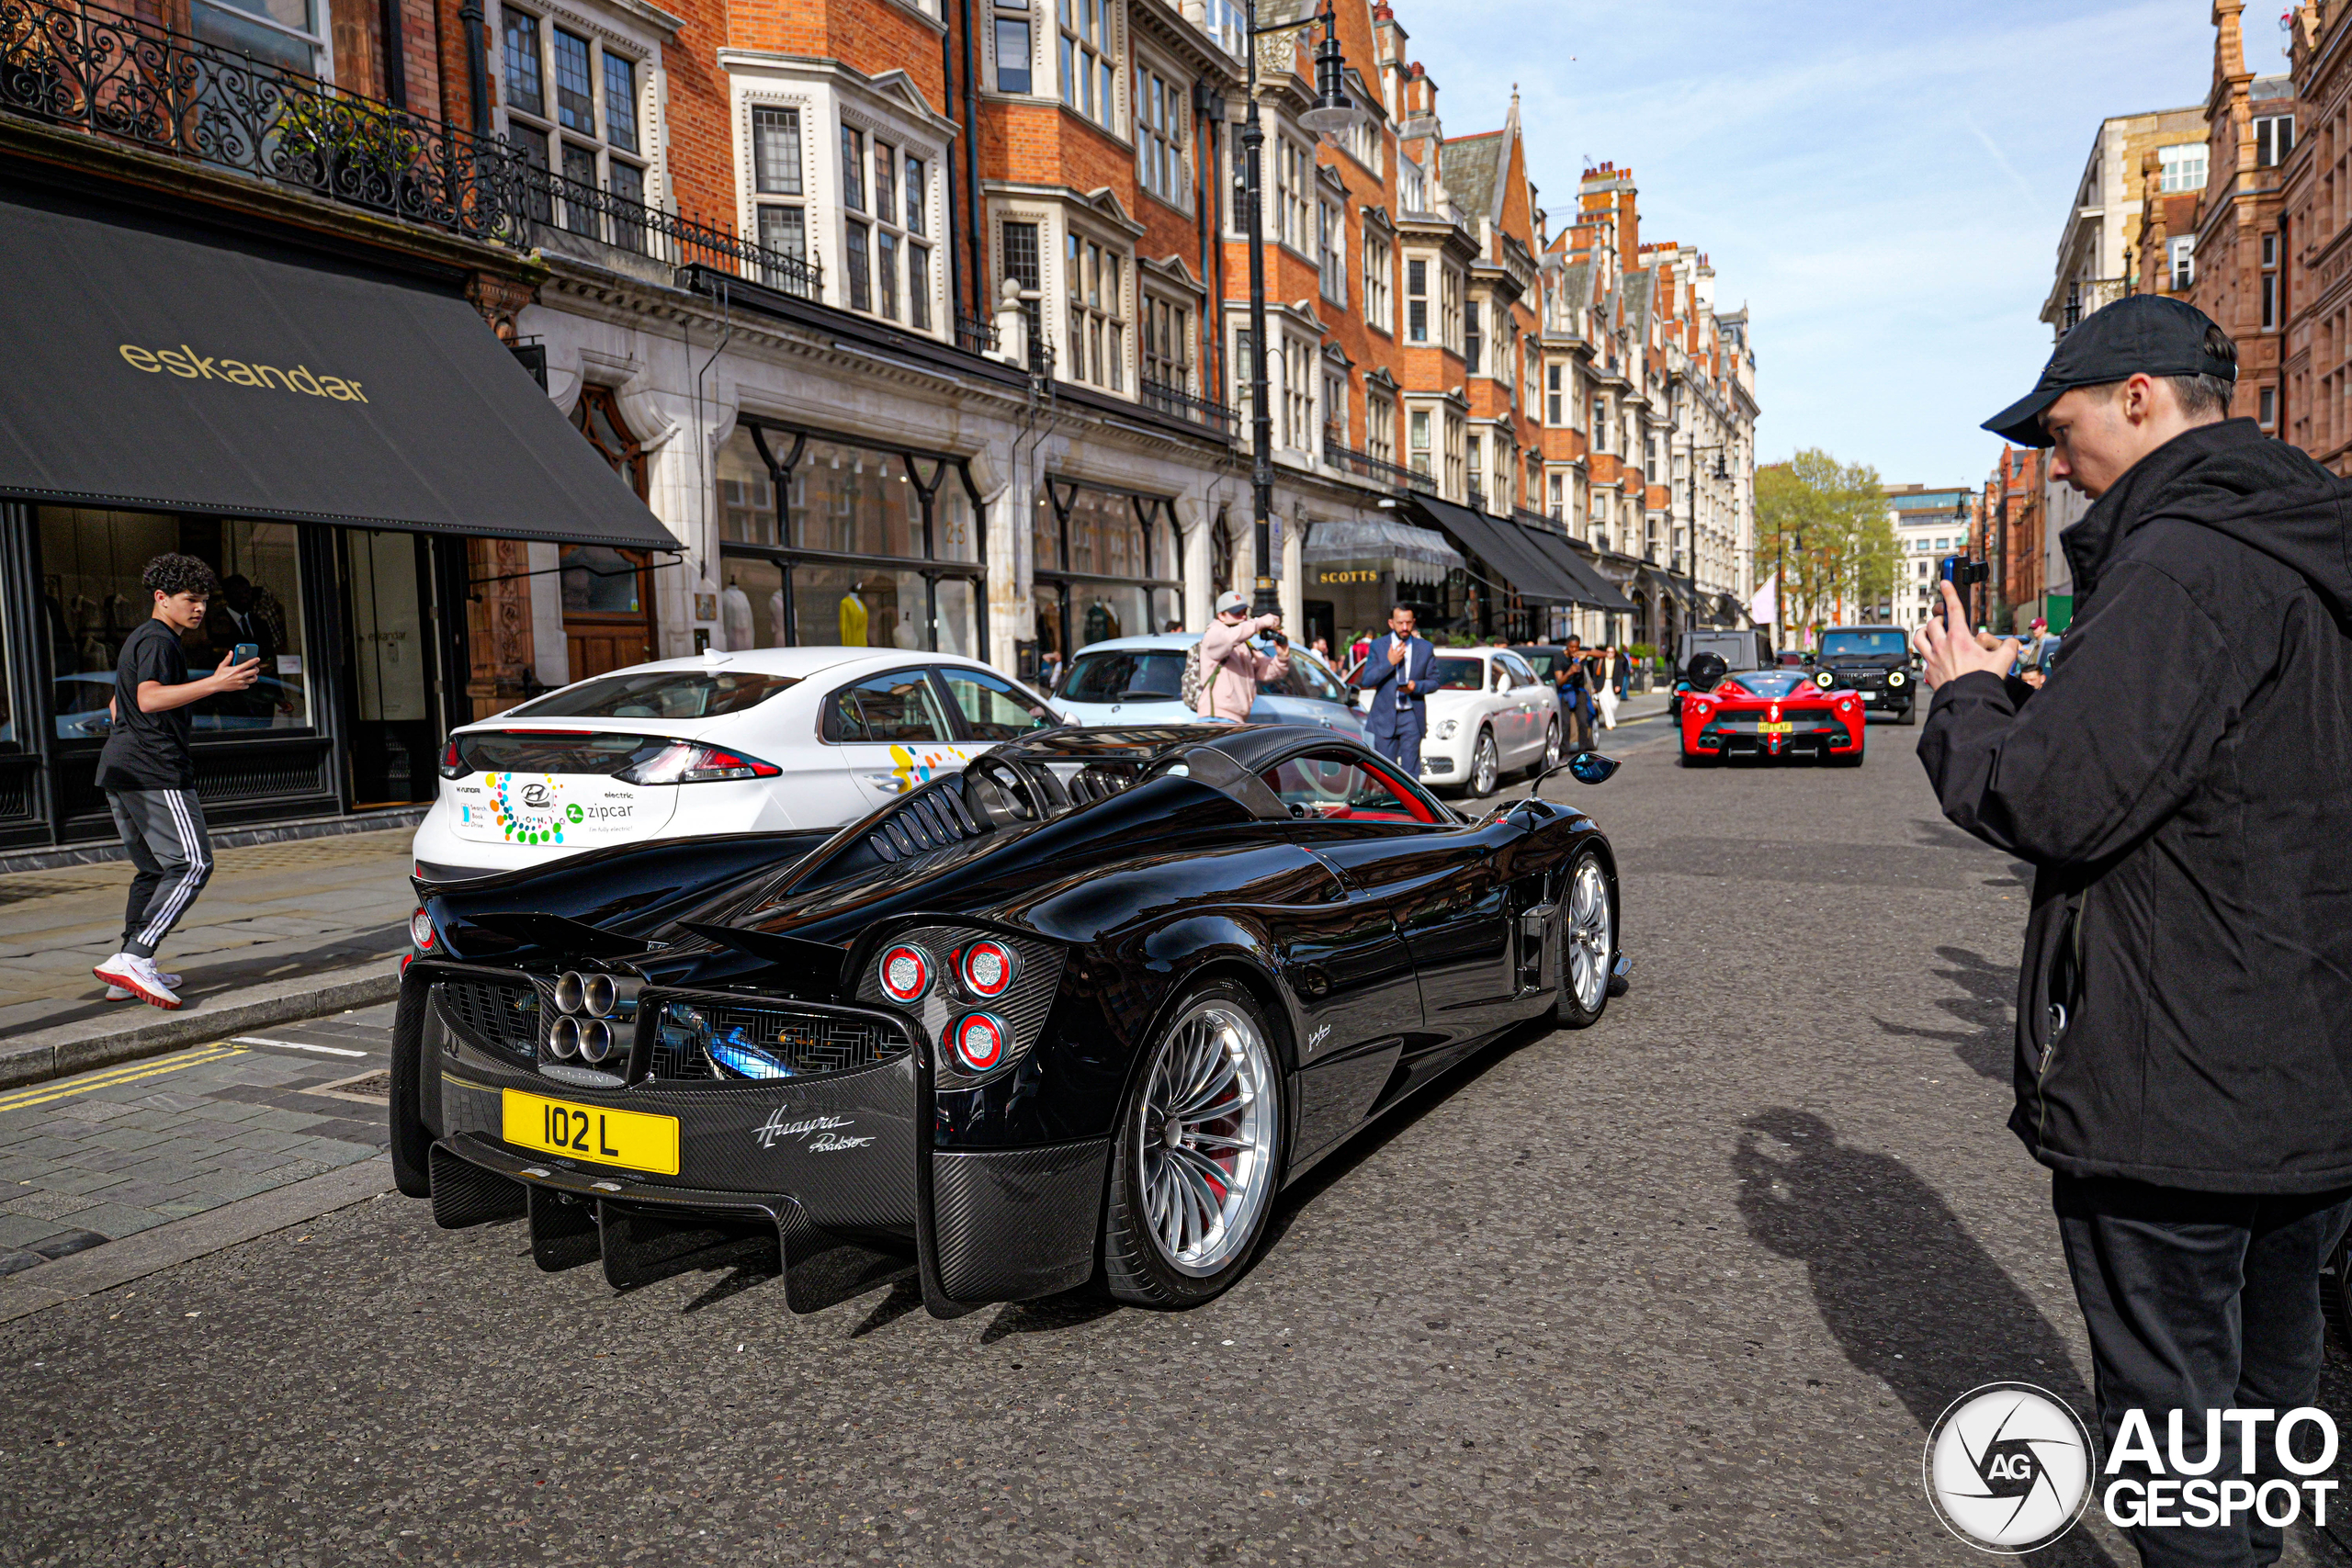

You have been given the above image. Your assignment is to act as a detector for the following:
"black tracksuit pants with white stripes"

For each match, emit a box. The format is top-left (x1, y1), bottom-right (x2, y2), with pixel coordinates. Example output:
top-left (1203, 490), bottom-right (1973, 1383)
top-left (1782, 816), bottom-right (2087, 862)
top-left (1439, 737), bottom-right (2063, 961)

top-left (107, 788), bottom-right (213, 960)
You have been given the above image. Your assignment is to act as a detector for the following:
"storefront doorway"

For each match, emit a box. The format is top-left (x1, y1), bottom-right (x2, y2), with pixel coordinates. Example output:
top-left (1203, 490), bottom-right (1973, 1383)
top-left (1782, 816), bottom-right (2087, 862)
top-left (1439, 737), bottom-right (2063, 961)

top-left (339, 528), bottom-right (442, 807)
top-left (566, 387), bottom-right (658, 681)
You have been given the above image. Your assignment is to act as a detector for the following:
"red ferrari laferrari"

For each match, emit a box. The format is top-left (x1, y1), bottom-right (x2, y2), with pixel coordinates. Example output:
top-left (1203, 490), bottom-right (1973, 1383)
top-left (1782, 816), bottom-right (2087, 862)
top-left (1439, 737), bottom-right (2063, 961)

top-left (1679, 668), bottom-right (1865, 766)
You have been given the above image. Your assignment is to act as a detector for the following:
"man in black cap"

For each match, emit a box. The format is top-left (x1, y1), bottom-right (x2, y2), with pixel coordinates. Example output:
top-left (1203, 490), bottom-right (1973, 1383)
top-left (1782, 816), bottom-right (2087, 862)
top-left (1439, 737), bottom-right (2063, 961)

top-left (1917, 294), bottom-right (2352, 1567)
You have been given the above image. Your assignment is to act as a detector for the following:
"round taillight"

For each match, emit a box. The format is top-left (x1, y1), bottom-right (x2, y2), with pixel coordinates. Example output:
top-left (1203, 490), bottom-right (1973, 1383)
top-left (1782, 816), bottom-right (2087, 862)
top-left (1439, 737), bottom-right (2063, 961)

top-left (879, 944), bottom-right (933, 1003)
top-left (409, 907), bottom-right (435, 952)
top-left (961, 940), bottom-right (1015, 998)
top-left (547, 1016), bottom-right (581, 1059)
top-left (950, 1012), bottom-right (1007, 1072)
top-left (578, 1019), bottom-right (616, 1064)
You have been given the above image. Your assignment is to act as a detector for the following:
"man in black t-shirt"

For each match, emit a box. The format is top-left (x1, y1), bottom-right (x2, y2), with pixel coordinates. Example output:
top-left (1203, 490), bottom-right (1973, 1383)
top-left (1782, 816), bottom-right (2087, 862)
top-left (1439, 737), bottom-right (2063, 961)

top-left (91, 554), bottom-right (259, 1010)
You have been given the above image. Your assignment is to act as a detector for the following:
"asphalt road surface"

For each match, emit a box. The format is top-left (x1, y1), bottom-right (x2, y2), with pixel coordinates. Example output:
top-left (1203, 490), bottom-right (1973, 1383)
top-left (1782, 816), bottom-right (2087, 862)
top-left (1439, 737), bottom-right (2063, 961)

top-left (6, 715), bottom-right (2351, 1566)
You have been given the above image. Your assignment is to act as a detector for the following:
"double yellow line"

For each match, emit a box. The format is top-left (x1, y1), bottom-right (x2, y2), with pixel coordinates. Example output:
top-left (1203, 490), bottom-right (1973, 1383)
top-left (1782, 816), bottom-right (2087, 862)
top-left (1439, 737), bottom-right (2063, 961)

top-left (0, 1043), bottom-right (246, 1113)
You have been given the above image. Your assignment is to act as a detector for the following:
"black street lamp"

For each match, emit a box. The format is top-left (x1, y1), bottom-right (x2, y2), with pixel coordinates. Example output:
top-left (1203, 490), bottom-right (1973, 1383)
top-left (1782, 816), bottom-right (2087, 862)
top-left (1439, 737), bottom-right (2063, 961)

top-left (1238, 1), bottom-right (1362, 615)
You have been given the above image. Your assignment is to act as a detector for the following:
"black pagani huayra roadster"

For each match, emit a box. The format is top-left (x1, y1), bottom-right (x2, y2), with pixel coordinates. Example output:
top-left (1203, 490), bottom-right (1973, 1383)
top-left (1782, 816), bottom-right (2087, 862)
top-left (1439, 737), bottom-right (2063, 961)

top-left (392, 724), bottom-right (1629, 1314)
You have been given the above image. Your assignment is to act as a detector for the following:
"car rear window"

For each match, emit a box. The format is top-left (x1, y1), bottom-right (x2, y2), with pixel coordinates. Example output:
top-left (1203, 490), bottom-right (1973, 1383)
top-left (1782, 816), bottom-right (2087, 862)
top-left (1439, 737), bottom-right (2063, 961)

top-left (1721, 672), bottom-right (1810, 699)
top-left (507, 670), bottom-right (800, 720)
top-left (456, 731), bottom-right (667, 776)
top-left (1429, 657), bottom-right (1486, 691)
top-left (1058, 650), bottom-right (1185, 704)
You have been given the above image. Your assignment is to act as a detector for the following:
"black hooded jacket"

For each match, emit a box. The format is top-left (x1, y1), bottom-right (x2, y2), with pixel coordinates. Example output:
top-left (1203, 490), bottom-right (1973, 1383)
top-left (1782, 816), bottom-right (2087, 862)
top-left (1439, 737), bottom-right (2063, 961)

top-left (1919, 418), bottom-right (2352, 1193)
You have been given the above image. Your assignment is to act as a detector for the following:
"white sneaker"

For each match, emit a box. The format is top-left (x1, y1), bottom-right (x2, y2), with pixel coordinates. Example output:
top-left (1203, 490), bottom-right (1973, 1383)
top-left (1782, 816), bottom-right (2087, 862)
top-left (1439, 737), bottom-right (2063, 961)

top-left (93, 953), bottom-right (180, 1010)
top-left (106, 970), bottom-right (181, 1001)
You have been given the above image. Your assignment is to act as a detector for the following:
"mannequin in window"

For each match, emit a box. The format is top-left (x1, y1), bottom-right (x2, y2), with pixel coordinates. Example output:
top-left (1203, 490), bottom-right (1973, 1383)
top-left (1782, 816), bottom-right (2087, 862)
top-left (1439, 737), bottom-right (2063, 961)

top-left (893, 605), bottom-right (920, 649)
top-left (839, 588), bottom-right (868, 648)
top-left (1083, 597), bottom-right (1117, 646)
top-left (767, 582), bottom-right (787, 648)
top-left (720, 572), bottom-right (753, 652)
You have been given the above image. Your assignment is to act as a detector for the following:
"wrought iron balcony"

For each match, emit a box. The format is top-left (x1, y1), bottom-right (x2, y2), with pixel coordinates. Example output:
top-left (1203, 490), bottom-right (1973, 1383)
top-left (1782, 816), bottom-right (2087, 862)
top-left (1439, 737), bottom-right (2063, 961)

top-left (956, 311), bottom-right (997, 358)
top-left (519, 163), bottom-right (818, 297)
top-left (0, 0), bottom-right (822, 300)
top-left (1138, 377), bottom-right (1237, 436)
top-left (0, 0), bottom-right (523, 243)
top-left (1322, 436), bottom-right (1434, 495)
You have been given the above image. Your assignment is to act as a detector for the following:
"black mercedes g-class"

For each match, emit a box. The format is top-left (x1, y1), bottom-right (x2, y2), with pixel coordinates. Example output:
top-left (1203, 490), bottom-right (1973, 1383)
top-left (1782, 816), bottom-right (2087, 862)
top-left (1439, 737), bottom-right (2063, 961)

top-left (1809, 626), bottom-right (1918, 724)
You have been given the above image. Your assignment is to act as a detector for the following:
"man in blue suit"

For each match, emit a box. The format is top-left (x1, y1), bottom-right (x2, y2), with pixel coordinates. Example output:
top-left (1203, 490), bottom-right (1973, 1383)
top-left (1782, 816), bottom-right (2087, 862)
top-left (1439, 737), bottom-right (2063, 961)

top-left (1356, 603), bottom-right (1437, 778)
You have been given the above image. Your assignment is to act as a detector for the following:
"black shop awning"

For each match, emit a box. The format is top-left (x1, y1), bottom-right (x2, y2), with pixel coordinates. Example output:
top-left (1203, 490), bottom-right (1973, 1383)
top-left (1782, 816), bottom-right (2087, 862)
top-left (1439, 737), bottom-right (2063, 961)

top-left (0, 188), bottom-right (673, 548)
top-left (1407, 495), bottom-right (1579, 604)
top-left (1508, 517), bottom-right (1638, 613)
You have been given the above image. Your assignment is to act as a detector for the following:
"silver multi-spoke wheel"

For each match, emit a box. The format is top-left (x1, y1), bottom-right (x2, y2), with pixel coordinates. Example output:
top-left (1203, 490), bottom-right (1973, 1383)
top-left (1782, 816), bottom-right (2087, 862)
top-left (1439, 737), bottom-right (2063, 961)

top-left (1543, 719), bottom-right (1563, 771)
top-left (1469, 731), bottom-right (1498, 796)
top-left (1135, 1000), bottom-right (1278, 1278)
top-left (1566, 857), bottom-right (1611, 1012)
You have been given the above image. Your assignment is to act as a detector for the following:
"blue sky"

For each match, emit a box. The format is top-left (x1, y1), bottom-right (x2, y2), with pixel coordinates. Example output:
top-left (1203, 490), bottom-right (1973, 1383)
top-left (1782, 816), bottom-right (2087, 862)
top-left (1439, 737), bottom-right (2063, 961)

top-left (1408, 1), bottom-right (2288, 490)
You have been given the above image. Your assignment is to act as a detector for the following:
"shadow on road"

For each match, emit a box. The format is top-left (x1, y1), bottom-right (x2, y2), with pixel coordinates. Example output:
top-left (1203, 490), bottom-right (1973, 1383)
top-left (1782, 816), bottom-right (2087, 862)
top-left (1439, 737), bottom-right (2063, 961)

top-left (1870, 944), bottom-right (2015, 1081)
top-left (1733, 1109), bottom-right (2122, 1565)
top-left (1732, 1107), bottom-right (2086, 1425)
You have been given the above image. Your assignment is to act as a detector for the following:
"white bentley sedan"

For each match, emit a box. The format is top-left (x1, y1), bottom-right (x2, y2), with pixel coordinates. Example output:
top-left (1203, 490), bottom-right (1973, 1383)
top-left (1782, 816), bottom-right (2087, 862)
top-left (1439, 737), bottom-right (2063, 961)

top-left (1390, 646), bottom-right (1562, 797)
top-left (412, 649), bottom-right (1062, 882)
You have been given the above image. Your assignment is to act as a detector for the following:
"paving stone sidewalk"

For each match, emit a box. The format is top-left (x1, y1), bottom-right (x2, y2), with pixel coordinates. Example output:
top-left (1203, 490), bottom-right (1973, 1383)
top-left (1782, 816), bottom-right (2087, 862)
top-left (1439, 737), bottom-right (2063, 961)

top-left (0, 829), bottom-right (414, 1039)
top-left (0, 1004), bottom-right (395, 1275)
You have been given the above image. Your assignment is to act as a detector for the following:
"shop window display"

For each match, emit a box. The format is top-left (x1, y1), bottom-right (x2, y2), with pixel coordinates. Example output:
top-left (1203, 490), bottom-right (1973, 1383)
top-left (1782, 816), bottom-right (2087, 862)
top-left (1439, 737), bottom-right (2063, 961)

top-left (1034, 480), bottom-right (1182, 656)
top-left (715, 422), bottom-right (986, 654)
top-left (38, 509), bottom-right (308, 741)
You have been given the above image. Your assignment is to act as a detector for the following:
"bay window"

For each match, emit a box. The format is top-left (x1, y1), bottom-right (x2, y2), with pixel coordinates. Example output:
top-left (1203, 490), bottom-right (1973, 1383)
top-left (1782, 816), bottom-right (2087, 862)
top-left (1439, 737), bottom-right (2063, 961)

top-left (1281, 335), bottom-right (1313, 449)
top-left (750, 106), bottom-right (811, 295)
top-left (995, 1), bottom-right (1034, 94)
top-left (1278, 138), bottom-right (1310, 252)
top-left (1142, 295), bottom-right (1191, 394)
top-left (500, 6), bottom-right (650, 250)
top-left (1136, 60), bottom-right (1187, 209)
top-left (1059, 0), bottom-right (1116, 129)
top-left (1318, 197), bottom-right (1344, 305)
top-left (1066, 232), bottom-right (1126, 391)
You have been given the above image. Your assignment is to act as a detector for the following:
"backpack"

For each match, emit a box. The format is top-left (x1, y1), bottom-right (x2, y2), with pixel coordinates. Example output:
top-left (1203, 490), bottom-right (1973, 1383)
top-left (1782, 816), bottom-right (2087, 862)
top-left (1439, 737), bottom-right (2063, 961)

top-left (1180, 640), bottom-right (1206, 709)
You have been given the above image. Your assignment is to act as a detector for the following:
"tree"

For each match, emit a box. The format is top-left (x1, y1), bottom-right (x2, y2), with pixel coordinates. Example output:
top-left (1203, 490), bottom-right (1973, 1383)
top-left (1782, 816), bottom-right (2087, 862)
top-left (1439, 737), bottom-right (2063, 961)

top-left (1754, 450), bottom-right (1900, 637)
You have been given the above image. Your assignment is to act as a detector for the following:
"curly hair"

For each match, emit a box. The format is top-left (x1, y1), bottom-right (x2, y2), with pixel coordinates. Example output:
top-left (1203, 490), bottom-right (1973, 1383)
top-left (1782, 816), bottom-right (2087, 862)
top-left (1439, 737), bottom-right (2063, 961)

top-left (141, 553), bottom-right (219, 601)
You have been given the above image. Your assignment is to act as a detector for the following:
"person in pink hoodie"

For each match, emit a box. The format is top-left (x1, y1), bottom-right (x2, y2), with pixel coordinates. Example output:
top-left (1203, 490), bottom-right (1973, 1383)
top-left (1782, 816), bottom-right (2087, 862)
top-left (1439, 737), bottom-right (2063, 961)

top-left (1195, 589), bottom-right (1290, 722)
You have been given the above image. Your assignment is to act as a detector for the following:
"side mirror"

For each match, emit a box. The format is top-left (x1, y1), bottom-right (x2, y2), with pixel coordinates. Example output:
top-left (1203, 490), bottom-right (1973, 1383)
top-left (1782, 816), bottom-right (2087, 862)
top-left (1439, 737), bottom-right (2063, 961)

top-left (1532, 750), bottom-right (1618, 799)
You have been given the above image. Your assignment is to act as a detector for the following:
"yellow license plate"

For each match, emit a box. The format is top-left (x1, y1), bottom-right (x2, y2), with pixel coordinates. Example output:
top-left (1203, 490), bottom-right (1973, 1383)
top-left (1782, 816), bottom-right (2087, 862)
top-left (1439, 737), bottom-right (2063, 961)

top-left (1758, 721), bottom-right (1792, 734)
top-left (503, 1089), bottom-right (679, 1175)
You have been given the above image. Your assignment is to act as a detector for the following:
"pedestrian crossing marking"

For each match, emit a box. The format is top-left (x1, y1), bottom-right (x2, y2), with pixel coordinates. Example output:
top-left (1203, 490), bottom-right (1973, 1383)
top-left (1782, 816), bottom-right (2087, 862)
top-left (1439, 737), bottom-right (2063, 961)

top-left (0, 1044), bottom-right (247, 1113)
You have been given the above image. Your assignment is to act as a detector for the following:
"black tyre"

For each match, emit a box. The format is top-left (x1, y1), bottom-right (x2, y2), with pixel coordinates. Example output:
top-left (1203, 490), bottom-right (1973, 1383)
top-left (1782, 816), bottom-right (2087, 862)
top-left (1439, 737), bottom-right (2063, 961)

top-left (1465, 729), bottom-right (1499, 797)
top-left (1827, 746), bottom-right (1865, 769)
top-left (1555, 848), bottom-right (1614, 1029)
top-left (1679, 747), bottom-right (1716, 769)
top-left (1102, 981), bottom-right (1285, 1308)
top-left (389, 991), bottom-right (434, 1199)
top-left (1897, 705), bottom-right (1917, 727)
